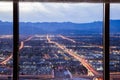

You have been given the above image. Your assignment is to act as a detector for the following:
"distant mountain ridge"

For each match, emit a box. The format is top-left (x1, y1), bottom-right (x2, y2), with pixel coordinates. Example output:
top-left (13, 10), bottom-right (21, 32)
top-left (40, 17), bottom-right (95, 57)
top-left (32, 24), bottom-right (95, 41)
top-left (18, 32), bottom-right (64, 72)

top-left (0, 20), bottom-right (120, 35)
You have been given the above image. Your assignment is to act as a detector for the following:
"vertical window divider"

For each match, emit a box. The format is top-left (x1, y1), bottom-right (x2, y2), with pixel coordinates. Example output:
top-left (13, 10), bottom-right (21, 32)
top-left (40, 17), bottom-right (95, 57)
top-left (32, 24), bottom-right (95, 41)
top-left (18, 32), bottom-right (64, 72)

top-left (103, 1), bottom-right (110, 80)
top-left (13, 0), bottom-right (19, 80)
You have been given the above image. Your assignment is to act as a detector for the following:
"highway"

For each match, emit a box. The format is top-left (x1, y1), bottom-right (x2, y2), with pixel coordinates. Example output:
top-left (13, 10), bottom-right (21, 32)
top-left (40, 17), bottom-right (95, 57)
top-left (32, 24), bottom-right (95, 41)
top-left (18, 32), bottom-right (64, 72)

top-left (0, 54), bottom-right (13, 65)
top-left (110, 72), bottom-right (120, 80)
top-left (46, 35), bottom-right (101, 76)
top-left (59, 34), bottom-right (103, 49)
top-left (0, 36), bottom-right (33, 65)
top-left (59, 35), bottom-right (76, 43)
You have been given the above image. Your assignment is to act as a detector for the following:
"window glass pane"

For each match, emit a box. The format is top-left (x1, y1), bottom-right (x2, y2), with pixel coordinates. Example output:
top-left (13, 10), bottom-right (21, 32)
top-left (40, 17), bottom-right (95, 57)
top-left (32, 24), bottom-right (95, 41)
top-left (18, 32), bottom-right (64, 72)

top-left (19, 3), bottom-right (103, 80)
top-left (19, 0), bottom-right (103, 2)
top-left (110, 3), bottom-right (120, 80)
top-left (0, 2), bottom-right (13, 79)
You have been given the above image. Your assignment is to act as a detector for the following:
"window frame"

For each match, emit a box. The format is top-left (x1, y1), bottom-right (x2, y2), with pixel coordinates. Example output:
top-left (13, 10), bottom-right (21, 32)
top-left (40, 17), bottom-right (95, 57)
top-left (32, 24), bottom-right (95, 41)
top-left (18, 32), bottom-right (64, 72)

top-left (9, 0), bottom-right (110, 80)
top-left (13, 1), bottom-right (19, 80)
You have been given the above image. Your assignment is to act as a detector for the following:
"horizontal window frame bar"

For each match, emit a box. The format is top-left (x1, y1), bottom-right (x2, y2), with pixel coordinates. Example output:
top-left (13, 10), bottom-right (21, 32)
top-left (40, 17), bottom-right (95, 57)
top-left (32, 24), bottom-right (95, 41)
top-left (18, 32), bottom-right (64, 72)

top-left (0, 0), bottom-right (120, 3)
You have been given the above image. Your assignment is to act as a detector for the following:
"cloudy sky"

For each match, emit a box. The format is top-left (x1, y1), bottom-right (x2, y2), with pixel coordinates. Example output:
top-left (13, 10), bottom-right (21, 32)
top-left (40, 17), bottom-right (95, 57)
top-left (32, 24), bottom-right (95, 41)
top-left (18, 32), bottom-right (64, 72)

top-left (0, 2), bottom-right (120, 23)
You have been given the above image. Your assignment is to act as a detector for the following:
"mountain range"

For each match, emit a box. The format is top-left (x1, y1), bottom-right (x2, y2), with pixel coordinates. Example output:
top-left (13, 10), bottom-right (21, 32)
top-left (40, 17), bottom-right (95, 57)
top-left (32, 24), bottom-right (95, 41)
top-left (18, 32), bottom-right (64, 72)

top-left (0, 20), bottom-right (120, 35)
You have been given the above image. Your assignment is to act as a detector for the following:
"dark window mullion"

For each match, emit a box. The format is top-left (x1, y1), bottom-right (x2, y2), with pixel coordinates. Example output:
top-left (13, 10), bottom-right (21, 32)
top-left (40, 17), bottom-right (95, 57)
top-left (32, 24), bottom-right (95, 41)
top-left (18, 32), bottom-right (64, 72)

top-left (103, 2), bottom-right (110, 80)
top-left (13, 0), bottom-right (19, 80)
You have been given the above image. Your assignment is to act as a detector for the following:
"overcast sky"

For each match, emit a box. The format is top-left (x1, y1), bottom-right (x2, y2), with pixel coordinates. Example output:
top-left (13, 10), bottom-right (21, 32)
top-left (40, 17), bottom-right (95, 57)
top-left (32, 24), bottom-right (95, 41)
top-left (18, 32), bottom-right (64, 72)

top-left (0, 2), bottom-right (120, 23)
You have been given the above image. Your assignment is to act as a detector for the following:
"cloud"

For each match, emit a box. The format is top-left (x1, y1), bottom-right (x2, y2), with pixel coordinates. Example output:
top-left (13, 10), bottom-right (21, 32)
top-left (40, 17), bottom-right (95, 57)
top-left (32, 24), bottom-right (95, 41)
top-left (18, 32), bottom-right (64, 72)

top-left (0, 2), bottom-right (13, 12)
top-left (19, 3), bottom-right (103, 23)
top-left (110, 4), bottom-right (120, 20)
top-left (0, 2), bottom-right (13, 22)
top-left (0, 2), bottom-right (120, 23)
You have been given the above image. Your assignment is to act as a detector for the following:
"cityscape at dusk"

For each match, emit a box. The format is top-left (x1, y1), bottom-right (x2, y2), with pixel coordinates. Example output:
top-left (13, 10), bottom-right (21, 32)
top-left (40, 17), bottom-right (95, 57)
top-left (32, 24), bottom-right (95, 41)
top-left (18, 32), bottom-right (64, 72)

top-left (0, 2), bottom-right (120, 80)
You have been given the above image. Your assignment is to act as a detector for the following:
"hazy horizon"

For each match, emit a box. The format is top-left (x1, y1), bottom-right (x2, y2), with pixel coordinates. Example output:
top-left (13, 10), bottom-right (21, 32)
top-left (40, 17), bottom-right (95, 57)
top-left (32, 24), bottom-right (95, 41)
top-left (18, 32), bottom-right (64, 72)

top-left (0, 19), bottom-right (120, 24)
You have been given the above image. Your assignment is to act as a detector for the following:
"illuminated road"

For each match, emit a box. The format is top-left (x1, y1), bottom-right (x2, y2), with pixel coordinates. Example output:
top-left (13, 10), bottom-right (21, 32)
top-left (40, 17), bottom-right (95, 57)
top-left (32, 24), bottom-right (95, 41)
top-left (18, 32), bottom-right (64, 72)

top-left (110, 72), bottom-right (120, 80)
top-left (59, 35), bottom-right (76, 43)
top-left (0, 55), bottom-right (13, 65)
top-left (47, 35), bottom-right (100, 76)
top-left (59, 35), bottom-right (103, 49)
top-left (0, 36), bottom-right (33, 65)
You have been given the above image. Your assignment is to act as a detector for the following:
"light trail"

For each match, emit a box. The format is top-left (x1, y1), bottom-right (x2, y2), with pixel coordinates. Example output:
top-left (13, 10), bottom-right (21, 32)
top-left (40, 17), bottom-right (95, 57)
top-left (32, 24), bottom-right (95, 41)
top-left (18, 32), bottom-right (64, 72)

top-left (24, 36), bottom-right (33, 42)
top-left (0, 55), bottom-right (13, 65)
top-left (0, 36), bottom-right (33, 65)
top-left (59, 35), bottom-right (76, 43)
top-left (47, 35), bottom-right (100, 76)
top-left (19, 41), bottom-right (24, 50)
top-left (59, 35), bottom-right (103, 49)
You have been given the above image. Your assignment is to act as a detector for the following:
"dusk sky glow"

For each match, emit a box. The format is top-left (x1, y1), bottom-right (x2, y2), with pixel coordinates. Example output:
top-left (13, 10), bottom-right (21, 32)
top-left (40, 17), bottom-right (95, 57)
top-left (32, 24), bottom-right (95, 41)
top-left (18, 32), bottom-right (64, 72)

top-left (0, 2), bottom-right (120, 23)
